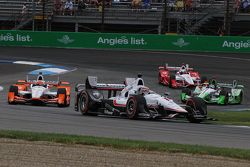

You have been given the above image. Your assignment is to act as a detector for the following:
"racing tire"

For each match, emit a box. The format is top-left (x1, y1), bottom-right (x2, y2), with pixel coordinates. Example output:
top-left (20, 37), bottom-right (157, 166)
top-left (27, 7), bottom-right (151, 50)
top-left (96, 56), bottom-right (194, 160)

top-left (126, 95), bottom-right (147, 119)
top-left (169, 74), bottom-right (175, 88)
top-left (79, 91), bottom-right (90, 115)
top-left (57, 88), bottom-right (67, 107)
top-left (236, 91), bottom-right (243, 105)
top-left (185, 97), bottom-right (207, 123)
top-left (219, 89), bottom-right (229, 105)
top-left (8, 85), bottom-right (18, 104)
top-left (158, 73), bottom-right (162, 84)
top-left (65, 95), bottom-right (70, 107)
top-left (181, 88), bottom-right (192, 103)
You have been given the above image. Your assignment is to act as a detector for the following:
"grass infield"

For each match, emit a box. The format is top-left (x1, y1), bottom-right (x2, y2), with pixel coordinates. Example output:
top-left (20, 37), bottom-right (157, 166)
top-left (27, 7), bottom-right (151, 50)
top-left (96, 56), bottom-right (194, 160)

top-left (208, 111), bottom-right (250, 126)
top-left (0, 130), bottom-right (250, 161)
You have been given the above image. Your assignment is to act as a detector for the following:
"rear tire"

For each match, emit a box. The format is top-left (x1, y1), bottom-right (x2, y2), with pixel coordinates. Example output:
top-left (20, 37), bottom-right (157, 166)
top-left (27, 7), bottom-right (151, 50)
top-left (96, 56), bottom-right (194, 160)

top-left (186, 97), bottom-right (207, 123)
top-left (8, 85), bottom-right (18, 104)
top-left (57, 88), bottom-right (67, 107)
top-left (169, 74), bottom-right (175, 88)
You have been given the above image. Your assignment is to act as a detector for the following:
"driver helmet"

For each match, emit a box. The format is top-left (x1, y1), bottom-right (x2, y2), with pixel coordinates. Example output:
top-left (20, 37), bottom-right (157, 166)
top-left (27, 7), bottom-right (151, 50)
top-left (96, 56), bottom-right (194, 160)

top-left (138, 86), bottom-right (149, 95)
top-left (179, 64), bottom-right (187, 74)
top-left (202, 81), bottom-right (209, 88)
top-left (37, 72), bottom-right (44, 81)
top-left (209, 79), bottom-right (217, 89)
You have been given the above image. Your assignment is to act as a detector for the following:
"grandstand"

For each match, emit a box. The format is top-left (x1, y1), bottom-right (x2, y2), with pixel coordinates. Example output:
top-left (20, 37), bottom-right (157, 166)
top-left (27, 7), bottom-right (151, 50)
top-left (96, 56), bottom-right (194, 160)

top-left (0, 0), bottom-right (250, 35)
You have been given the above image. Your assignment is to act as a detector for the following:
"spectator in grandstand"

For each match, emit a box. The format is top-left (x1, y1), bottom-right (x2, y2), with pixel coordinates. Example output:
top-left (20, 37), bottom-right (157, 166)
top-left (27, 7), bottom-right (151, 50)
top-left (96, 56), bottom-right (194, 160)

top-left (234, 0), bottom-right (241, 13)
top-left (105, 0), bottom-right (112, 7)
top-left (63, 0), bottom-right (74, 15)
top-left (37, 0), bottom-right (42, 5)
top-left (131, 0), bottom-right (142, 10)
top-left (54, 0), bottom-right (63, 15)
top-left (21, 3), bottom-right (28, 15)
top-left (192, 0), bottom-right (200, 11)
top-left (78, 0), bottom-right (87, 14)
top-left (168, 0), bottom-right (176, 11)
top-left (90, 0), bottom-right (99, 7)
top-left (142, 0), bottom-right (151, 9)
top-left (176, 0), bottom-right (184, 11)
top-left (242, 0), bottom-right (250, 13)
top-left (184, 0), bottom-right (192, 11)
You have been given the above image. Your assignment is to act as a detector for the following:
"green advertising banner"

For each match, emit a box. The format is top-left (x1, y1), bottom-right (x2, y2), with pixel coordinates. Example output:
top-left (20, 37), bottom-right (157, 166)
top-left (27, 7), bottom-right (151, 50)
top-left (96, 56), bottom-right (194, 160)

top-left (0, 30), bottom-right (250, 53)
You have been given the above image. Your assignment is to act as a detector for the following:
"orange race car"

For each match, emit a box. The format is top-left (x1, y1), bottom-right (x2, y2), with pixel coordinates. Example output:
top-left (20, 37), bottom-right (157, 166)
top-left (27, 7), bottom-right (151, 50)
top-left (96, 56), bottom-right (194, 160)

top-left (8, 73), bottom-right (71, 107)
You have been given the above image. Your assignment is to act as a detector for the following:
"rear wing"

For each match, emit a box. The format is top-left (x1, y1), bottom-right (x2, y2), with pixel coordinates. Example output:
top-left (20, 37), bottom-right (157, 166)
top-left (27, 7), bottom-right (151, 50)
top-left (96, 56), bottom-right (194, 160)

top-left (24, 75), bottom-right (69, 86)
top-left (75, 76), bottom-right (125, 92)
top-left (218, 80), bottom-right (244, 89)
top-left (158, 63), bottom-right (193, 71)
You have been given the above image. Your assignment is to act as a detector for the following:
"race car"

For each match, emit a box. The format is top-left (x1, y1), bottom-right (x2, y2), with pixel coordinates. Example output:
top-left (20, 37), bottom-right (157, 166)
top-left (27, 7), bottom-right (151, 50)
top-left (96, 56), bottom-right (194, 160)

top-left (75, 75), bottom-right (207, 123)
top-left (180, 79), bottom-right (244, 105)
top-left (8, 73), bottom-right (71, 107)
top-left (158, 63), bottom-right (207, 88)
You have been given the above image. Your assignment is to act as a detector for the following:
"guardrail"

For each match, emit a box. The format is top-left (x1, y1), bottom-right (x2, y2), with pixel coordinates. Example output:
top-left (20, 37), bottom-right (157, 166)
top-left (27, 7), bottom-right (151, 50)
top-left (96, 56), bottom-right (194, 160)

top-left (0, 30), bottom-right (249, 53)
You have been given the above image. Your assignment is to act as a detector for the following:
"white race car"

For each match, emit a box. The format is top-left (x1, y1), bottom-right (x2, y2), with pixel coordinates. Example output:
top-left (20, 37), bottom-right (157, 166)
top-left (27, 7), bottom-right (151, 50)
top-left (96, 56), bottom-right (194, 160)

top-left (75, 75), bottom-right (207, 123)
top-left (158, 63), bottom-right (207, 88)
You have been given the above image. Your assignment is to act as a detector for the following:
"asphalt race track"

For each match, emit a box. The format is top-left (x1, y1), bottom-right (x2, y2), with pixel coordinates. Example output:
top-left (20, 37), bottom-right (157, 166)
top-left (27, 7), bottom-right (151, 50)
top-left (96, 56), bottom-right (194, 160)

top-left (0, 47), bottom-right (250, 149)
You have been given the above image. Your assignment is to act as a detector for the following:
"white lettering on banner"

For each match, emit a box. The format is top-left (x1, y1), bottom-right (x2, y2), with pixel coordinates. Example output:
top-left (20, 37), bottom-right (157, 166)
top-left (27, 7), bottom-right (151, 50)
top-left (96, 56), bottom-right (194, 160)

top-left (0, 33), bottom-right (32, 42)
top-left (97, 36), bottom-right (146, 46)
top-left (0, 33), bottom-right (15, 41)
top-left (16, 34), bottom-right (32, 42)
top-left (222, 40), bottom-right (250, 49)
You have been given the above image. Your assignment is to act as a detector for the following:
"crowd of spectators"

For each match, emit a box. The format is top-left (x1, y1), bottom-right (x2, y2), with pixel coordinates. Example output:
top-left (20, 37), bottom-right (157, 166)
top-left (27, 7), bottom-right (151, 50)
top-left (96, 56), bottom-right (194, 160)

top-left (52, 0), bottom-right (250, 15)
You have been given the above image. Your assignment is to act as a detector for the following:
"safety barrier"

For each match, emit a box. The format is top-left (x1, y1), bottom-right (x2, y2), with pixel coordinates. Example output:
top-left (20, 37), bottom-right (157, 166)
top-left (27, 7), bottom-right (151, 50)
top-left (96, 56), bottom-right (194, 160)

top-left (0, 30), bottom-right (250, 53)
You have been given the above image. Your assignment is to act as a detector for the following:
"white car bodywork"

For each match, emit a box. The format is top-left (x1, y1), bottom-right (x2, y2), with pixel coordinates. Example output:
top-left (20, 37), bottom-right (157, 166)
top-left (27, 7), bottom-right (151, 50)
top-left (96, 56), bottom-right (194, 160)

top-left (19, 84), bottom-right (57, 99)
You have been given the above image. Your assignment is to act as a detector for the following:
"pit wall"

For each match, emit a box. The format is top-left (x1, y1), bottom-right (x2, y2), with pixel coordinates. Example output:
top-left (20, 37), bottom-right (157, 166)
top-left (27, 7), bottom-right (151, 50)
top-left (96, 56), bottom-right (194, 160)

top-left (0, 30), bottom-right (250, 53)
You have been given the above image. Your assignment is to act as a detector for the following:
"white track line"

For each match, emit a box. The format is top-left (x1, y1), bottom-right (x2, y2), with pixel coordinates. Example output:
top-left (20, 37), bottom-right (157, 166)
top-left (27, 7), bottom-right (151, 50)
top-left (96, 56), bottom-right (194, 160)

top-left (223, 125), bottom-right (250, 129)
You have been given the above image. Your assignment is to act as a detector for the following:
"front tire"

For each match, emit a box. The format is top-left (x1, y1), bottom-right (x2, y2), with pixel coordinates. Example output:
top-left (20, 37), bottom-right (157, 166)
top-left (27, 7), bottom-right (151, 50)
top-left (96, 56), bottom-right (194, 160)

top-left (186, 97), bottom-right (207, 123)
top-left (126, 95), bottom-right (147, 119)
top-left (57, 88), bottom-right (67, 107)
top-left (181, 88), bottom-right (192, 103)
top-left (219, 89), bottom-right (229, 105)
top-left (236, 91), bottom-right (243, 104)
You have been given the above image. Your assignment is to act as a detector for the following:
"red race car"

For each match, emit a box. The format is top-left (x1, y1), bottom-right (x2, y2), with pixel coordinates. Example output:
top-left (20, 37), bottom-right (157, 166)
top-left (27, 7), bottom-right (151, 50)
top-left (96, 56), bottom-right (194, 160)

top-left (158, 63), bottom-right (207, 88)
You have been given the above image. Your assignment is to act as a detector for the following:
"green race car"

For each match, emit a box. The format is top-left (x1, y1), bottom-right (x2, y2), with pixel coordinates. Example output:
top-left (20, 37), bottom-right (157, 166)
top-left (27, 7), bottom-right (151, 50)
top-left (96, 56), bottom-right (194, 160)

top-left (181, 80), bottom-right (244, 105)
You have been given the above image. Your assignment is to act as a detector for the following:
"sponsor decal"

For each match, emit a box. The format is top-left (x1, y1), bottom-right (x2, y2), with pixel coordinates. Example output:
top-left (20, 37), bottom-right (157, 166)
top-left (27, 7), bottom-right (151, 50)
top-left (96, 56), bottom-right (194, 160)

top-left (97, 36), bottom-right (147, 46)
top-left (172, 38), bottom-right (189, 47)
top-left (57, 35), bottom-right (74, 44)
top-left (0, 33), bottom-right (32, 42)
top-left (222, 40), bottom-right (250, 49)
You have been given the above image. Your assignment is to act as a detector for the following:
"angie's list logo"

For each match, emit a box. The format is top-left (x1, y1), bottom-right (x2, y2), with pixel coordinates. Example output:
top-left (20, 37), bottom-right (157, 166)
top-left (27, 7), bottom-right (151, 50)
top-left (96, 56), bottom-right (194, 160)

top-left (57, 35), bottom-right (74, 44)
top-left (172, 38), bottom-right (189, 47)
top-left (0, 33), bottom-right (32, 42)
